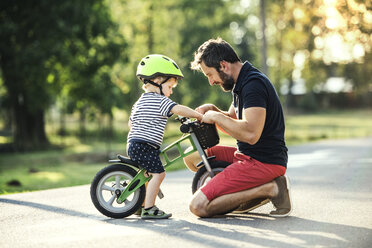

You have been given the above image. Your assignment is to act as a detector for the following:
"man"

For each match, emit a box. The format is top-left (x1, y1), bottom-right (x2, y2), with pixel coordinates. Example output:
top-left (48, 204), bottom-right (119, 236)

top-left (187, 38), bottom-right (291, 218)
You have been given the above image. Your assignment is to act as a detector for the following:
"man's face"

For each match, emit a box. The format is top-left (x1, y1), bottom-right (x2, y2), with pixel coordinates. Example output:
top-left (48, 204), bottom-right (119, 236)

top-left (218, 70), bottom-right (235, 91)
top-left (200, 61), bottom-right (235, 92)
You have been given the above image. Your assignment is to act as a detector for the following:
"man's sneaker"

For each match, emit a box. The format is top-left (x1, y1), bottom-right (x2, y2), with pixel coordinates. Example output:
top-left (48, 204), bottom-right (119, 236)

top-left (270, 175), bottom-right (292, 217)
top-left (141, 205), bottom-right (172, 219)
top-left (232, 198), bottom-right (270, 214)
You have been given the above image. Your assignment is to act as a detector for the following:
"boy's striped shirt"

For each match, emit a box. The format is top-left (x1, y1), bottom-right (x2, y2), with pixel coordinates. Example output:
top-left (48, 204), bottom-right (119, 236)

top-left (127, 92), bottom-right (177, 147)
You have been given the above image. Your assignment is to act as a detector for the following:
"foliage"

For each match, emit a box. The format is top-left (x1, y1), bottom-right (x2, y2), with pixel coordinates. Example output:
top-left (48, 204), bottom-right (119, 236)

top-left (0, 0), bottom-right (125, 150)
top-left (0, 0), bottom-right (371, 151)
top-left (1, 109), bottom-right (372, 194)
top-left (108, 0), bottom-right (244, 110)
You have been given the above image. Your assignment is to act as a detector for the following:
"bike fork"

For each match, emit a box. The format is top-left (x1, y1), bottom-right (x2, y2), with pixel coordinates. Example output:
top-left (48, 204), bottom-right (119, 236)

top-left (190, 133), bottom-right (215, 178)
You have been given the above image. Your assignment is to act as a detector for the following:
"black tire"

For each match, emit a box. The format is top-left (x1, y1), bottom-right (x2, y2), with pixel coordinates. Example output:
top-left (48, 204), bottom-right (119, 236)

top-left (192, 160), bottom-right (230, 194)
top-left (90, 164), bottom-right (145, 218)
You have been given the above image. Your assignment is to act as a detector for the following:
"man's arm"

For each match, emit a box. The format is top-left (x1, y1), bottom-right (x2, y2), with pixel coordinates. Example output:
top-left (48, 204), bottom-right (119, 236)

top-left (227, 104), bottom-right (237, 119)
top-left (196, 103), bottom-right (236, 119)
top-left (202, 107), bottom-right (265, 145)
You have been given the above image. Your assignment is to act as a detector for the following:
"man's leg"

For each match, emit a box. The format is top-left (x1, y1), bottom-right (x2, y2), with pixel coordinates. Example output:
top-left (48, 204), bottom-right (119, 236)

top-left (183, 145), bottom-right (236, 172)
top-left (232, 198), bottom-right (270, 214)
top-left (189, 180), bottom-right (278, 217)
top-left (183, 147), bottom-right (200, 172)
top-left (270, 176), bottom-right (292, 217)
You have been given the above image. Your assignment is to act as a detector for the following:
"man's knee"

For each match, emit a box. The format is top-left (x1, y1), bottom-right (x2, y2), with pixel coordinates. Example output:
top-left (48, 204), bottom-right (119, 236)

top-left (189, 190), bottom-right (210, 217)
top-left (183, 148), bottom-right (201, 172)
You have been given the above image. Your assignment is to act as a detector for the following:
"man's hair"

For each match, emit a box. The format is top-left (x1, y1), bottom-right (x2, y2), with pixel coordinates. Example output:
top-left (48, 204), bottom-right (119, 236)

top-left (190, 37), bottom-right (241, 72)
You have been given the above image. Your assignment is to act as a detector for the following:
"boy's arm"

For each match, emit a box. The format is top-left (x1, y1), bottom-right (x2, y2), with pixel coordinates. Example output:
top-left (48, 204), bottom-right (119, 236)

top-left (170, 104), bottom-right (203, 121)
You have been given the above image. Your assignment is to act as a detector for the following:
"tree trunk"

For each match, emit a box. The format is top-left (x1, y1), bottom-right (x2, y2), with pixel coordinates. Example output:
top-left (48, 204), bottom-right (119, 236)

top-left (286, 78), bottom-right (296, 112)
top-left (79, 108), bottom-right (87, 139)
top-left (105, 114), bottom-right (114, 158)
top-left (1, 58), bottom-right (49, 151)
top-left (259, 0), bottom-right (268, 76)
top-left (12, 94), bottom-right (49, 151)
top-left (147, 2), bottom-right (154, 53)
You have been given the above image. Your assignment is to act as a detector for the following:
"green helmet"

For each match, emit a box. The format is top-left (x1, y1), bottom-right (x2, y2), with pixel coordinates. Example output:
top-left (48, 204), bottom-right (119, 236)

top-left (136, 54), bottom-right (184, 81)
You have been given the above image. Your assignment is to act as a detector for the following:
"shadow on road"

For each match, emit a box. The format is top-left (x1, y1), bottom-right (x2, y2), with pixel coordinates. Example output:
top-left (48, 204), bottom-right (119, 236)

top-left (0, 198), bottom-right (101, 220)
top-left (103, 213), bottom-right (371, 248)
top-left (199, 213), bottom-right (372, 247)
top-left (2, 197), bottom-right (369, 248)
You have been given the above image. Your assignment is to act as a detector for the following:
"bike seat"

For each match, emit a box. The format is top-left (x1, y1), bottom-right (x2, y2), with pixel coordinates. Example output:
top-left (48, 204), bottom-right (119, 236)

top-left (116, 155), bottom-right (141, 168)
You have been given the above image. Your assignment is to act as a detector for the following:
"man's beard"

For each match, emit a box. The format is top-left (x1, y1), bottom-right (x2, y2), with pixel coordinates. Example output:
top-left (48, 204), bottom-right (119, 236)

top-left (218, 71), bottom-right (235, 92)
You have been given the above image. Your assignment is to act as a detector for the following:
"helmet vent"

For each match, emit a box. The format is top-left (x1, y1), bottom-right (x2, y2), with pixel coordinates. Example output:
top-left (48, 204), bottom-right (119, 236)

top-left (172, 62), bottom-right (179, 69)
top-left (141, 61), bottom-right (145, 65)
top-left (162, 57), bottom-right (170, 61)
top-left (145, 56), bottom-right (150, 59)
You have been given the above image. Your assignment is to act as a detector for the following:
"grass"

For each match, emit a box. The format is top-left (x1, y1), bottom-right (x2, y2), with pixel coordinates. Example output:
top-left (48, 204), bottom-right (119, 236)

top-left (1, 109), bottom-right (371, 195)
top-left (285, 110), bottom-right (372, 144)
top-left (0, 148), bottom-right (107, 194)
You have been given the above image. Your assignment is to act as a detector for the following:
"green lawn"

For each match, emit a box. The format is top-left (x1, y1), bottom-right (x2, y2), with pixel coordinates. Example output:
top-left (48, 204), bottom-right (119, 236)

top-left (1, 109), bottom-right (371, 195)
top-left (285, 110), bottom-right (372, 144)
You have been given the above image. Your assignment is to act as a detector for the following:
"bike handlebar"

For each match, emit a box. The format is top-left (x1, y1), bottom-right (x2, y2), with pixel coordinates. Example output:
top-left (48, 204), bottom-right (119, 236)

top-left (176, 116), bottom-right (201, 134)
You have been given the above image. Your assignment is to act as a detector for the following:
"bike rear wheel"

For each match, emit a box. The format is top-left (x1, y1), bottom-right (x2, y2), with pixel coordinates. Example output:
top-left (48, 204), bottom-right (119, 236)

top-left (191, 160), bottom-right (230, 194)
top-left (90, 164), bottom-right (145, 218)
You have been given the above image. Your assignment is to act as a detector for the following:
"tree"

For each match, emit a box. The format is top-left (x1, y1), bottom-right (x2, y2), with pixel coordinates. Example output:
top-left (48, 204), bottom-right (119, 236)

top-left (108, 0), bottom-right (244, 111)
top-left (259, 0), bottom-right (268, 75)
top-left (267, 0), bottom-right (371, 97)
top-left (175, 0), bottom-right (245, 109)
top-left (0, 0), bottom-right (124, 150)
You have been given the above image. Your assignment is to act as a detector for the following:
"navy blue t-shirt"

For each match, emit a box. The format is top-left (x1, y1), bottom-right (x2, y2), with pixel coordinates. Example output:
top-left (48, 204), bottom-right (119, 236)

top-left (232, 61), bottom-right (288, 167)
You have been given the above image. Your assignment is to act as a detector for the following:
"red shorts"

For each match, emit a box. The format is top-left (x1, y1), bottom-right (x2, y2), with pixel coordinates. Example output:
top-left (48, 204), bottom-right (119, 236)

top-left (200, 146), bottom-right (286, 201)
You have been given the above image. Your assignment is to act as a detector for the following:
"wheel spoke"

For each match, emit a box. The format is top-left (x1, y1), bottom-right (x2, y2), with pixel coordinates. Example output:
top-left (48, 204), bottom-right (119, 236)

top-left (102, 184), bottom-right (115, 192)
top-left (107, 194), bottom-right (116, 206)
top-left (115, 176), bottom-right (121, 189)
top-left (93, 167), bottom-right (144, 217)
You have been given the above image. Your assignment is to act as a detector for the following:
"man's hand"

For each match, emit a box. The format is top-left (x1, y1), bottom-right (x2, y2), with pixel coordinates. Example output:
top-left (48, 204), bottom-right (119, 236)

top-left (201, 110), bottom-right (221, 124)
top-left (195, 104), bottom-right (217, 114)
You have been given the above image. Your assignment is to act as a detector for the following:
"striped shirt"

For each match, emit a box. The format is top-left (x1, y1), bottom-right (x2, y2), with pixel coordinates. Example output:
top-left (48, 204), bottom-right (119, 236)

top-left (127, 92), bottom-right (177, 147)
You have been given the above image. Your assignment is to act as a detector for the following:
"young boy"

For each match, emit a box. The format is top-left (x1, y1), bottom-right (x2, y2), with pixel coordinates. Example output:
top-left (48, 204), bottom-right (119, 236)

top-left (127, 54), bottom-right (203, 219)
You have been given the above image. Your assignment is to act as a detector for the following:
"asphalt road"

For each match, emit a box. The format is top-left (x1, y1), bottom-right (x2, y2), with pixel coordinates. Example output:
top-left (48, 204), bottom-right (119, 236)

top-left (1, 137), bottom-right (372, 248)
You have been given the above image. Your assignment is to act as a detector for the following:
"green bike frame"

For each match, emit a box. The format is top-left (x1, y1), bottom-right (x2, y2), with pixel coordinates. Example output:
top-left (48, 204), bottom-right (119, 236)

top-left (116, 132), bottom-right (211, 204)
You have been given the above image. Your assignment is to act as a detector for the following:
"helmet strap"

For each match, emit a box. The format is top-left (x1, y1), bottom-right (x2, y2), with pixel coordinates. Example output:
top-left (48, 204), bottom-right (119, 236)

top-left (144, 77), bottom-right (170, 95)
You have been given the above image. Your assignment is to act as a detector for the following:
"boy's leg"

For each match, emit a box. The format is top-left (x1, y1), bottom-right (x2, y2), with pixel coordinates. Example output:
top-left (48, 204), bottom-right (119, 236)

top-left (144, 172), bottom-right (165, 208)
top-left (141, 172), bottom-right (172, 219)
top-left (128, 142), bottom-right (171, 218)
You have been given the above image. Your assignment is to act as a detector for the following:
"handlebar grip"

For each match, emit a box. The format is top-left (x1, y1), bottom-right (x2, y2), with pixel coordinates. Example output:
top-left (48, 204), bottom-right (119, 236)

top-left (180, 124), bottom-right (190, 133)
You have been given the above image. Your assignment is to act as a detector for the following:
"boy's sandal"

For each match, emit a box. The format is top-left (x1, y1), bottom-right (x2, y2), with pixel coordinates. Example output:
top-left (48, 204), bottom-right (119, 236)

top-left (141, 205), bottom-right (172, 219)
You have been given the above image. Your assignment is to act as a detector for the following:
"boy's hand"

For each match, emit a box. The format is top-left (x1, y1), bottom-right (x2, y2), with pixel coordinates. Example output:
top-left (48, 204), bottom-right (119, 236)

top-left (195, 113), bottom-right (203, 122)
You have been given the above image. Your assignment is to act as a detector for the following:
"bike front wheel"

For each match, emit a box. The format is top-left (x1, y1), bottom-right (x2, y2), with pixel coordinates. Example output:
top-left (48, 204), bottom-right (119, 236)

top-left (191, 160), bottom-right (230, 194)
top-left (90, 164), bottom-right (145, 218)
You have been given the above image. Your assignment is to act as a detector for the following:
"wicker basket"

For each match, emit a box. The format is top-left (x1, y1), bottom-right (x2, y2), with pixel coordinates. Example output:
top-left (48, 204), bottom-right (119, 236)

top-left (192, 123), bottom-right (220, 149)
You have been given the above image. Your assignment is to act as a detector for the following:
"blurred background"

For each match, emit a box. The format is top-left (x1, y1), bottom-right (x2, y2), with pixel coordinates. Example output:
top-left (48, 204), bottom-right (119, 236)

top-left (0, 0), bottom-right (371, 194)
